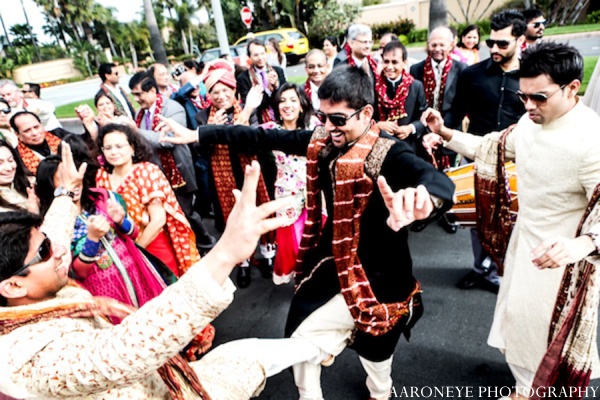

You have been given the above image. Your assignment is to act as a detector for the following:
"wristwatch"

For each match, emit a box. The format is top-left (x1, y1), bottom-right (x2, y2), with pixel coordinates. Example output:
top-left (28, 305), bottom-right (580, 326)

top-left (53, 186), bottom-right (75, 199)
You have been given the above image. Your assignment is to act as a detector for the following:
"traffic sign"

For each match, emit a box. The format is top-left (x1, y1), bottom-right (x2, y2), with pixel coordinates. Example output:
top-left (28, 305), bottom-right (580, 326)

top-left (241, 6), bottom-right (253, 29)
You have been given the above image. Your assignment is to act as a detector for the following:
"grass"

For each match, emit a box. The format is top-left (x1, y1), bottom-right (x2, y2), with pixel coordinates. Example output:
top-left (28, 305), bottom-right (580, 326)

top-left (55, 98), bottom-right (95, 119)
top-left (55, 55), bottom-right (598, 119)
top-left (405, 23), bottom-right (600, 48)
top-left (580, 55), bottom-right (599, 95)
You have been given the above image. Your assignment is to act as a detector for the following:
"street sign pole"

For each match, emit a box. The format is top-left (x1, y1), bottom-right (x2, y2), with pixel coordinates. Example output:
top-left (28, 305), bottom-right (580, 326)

top-left (210, 0), bottom-right (230, 56)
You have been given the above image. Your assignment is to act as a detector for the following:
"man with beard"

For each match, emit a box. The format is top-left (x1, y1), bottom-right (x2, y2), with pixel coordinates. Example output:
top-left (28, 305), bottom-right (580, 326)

top-left (422, 41), bottom-right (600, 400)
top-left (156, 65), bottom-right (455, 400)
top-left (447, 9), bottom-right (527, 293)
top-left (522, 8), bottom-right (546, 51)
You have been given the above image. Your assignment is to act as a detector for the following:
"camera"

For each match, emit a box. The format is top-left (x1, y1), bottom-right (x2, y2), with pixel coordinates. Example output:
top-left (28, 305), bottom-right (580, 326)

top-left (171, 65), bottom-right (186, 79)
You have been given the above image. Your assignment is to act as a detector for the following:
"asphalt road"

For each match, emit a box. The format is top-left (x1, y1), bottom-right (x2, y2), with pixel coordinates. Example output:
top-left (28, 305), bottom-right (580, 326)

top-left (209, 223), bottom-right (600, 399)
top-left (44, 34), bottom-right (600, 108)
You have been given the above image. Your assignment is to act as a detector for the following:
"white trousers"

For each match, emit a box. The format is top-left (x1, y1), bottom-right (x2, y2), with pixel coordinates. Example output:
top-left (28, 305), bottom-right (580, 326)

top-left (291, 293), bottom-right (393, 400)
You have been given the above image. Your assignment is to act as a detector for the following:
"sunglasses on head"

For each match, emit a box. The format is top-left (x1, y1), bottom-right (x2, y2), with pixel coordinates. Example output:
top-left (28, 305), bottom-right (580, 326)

top-left (315, 106), bottom-right (366, 127)
top-left (528, 20), bottom-right (546, 28)
top-left (11, 234), bottom-right (53, 278)
top-left (485, 39), bottom-right (516, 49)
top-left (516, 84), bottom-right (566, 104)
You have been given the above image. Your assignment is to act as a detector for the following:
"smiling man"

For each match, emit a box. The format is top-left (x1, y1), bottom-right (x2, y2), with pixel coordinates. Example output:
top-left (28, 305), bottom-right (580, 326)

top-left (303, 49), bottom-right (329, 110)
top-left (157, 65), bottom-right (455, 400)
top-left (422, 41), bottom-right (600, 398)
top-left (375, 41), bottom-right (428, 152)
top-left (11, 111), bottom-right (61, 174)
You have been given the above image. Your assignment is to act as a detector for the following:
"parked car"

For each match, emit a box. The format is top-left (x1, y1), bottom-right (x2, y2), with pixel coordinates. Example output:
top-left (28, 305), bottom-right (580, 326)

top-left (198, 45), bottom-right (249, 66)
top-left (234, 28), bottom-right (310, 65)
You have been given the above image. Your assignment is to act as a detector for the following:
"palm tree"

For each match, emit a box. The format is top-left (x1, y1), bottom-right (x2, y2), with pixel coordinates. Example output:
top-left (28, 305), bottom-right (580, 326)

top-left (19, 0), bottom-right (42, 62)
top-left (429, 0), bottom-right (448, 32)
top-left (143, 0), bottom-right (168, 65)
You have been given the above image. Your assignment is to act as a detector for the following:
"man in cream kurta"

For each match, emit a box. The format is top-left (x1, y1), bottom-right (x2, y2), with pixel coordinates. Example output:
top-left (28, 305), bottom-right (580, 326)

top-left (422, 42), bottom-right (600, 395)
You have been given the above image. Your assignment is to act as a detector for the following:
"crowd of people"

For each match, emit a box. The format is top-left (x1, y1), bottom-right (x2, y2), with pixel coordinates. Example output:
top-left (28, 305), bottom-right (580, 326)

top-left (0, 6), bottom-right (599, 400)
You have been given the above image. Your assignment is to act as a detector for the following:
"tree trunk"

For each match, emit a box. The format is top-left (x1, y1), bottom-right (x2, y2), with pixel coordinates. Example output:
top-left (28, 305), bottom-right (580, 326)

top-left (429, 0), bottom-right (448, 32)
top-left (181, 29), bottom-right (189, 54)
top-left (143, 0), bottom-right (168, 65)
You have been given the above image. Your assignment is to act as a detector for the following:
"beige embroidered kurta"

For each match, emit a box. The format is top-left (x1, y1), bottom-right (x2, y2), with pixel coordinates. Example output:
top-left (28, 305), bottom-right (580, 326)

top-left (447, 100), bottom-right (600, 376)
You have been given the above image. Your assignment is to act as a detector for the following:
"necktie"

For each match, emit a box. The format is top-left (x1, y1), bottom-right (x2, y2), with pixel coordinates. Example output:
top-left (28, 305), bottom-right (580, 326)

top-left (433, 63), bottom-right (443, 111)
top-left (145, 110), bottom-right (152, 130)
top-left (259, 70), bottom-right (271, 95)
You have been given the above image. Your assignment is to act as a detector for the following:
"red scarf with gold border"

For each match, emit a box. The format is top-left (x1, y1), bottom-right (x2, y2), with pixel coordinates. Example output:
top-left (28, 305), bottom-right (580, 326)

top-left (422, 57), bottom-right (453, 110)
top-left (375, 70), bottom-right (414, 121)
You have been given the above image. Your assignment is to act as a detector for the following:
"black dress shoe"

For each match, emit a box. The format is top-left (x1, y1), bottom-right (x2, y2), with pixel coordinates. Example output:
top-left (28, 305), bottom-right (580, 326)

top-left (236, 266), bottom-right (252, 288)
top-left (438, 216), bottom-right (459, 234)
top-left (456, 270), bottom-right (499, 293)
top-left (255, 258), bottom-right (273, 279)
top-left (410, 220), bottom-right (429, 232)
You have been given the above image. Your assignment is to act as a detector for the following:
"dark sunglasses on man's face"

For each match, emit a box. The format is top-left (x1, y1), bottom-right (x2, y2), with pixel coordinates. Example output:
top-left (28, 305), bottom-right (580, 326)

top-left (11, 234), bottom-right (53, 278)
top-left (0, 108), bottom-right (11, 115)
top-left (485, 39), bottom-right (515, 49)
top-left (528, 20), bottom-right (546, 28)
top-left (315, 106), bottom-right (365, 127)
top-left (516, 85), bottom-right (566, 105)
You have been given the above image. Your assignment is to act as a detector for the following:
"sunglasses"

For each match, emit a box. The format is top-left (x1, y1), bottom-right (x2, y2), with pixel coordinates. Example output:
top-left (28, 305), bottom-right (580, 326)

top-left (315, 106), bottom-right (365, 127)
top-left (0, 108), bottom-right (11, 115)
top-left (528, 20), bottom-right (546, 28)
top-left (516, 85), bottom-right (566, 104)
top-left (11, 234), bottom-right (53, 277)
top-left (485, 39), bottom-right (516, 49)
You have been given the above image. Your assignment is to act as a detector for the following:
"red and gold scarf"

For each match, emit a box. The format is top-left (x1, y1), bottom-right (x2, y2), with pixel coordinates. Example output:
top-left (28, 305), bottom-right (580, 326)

top-left (135, 93), bottom-right (186, 189)
top-left (304, 79), bottom-right (312, 103)
top-left (297, 124), bottom-right (421, 336)
top-left (375, 70), bottom-right (414, 122)
top-left (422, 57), bottom-right (453, 110)
top-left (0, 295), bottom-right (212, 400)
top-left (17, 131), bottom-right (61, 174)
top-left (346, 52), bottom-right (379, 78)
top-left (208, 103), bottom-right (272, 240)
top-left (248, 66), bottom-right (276, 123)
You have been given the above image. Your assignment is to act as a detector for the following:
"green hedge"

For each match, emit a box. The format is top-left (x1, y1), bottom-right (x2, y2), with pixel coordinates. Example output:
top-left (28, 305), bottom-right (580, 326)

top-left (371, 18), bottom-right (416, 40)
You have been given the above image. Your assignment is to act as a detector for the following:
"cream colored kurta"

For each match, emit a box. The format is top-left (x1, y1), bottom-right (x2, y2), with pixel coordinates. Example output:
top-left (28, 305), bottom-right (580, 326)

top-left (447, 100), bottom-right (600, 376)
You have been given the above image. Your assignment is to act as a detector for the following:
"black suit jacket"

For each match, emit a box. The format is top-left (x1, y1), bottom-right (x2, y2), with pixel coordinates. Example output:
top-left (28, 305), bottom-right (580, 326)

top-left (236, 66), bottom-right (286, 124)
top-left (409, 58), bottom-right (467, 128)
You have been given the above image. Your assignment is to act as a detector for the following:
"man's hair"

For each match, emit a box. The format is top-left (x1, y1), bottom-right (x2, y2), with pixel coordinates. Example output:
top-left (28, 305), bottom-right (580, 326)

top-left (380, 32), bottom-right (399, 42)
top-left (0, 211), bottom-right (42, 283)
top-left (247, 38), bottom-right (265, 56)
top-left (347, 24), bottom-right (372, 41)
top-left (523, 8), bottom-right (544, 23)
top-left (491, 9), bottom-right (526, 38)
top-left (382, 40), bottom-right (408, 61)
top-left (305, 49), bottom-right (327, 62)
top-left (25, 82), bottom-right (41, 98)
top-left (0, 79), bottom-right (18, 91)
top-left (521, 41), bottom-right (583, 84)
top-left (128, 71), bottom-right (158, 92)
top-left (10, 110), bottom-right (42, 133)
top-left (318, 65), bottom-right (374, 109)
top-left (98, 63), bottom-right (116, 83)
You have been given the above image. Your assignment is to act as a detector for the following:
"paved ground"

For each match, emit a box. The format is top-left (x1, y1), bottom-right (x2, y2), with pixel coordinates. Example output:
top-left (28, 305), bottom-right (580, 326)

top-left (207, 222), bottom-right (600, 399)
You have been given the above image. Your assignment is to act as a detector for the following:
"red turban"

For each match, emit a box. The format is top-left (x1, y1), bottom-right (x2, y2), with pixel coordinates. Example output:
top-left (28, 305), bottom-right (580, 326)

top-left (204, 60), bottom-right (236, 93)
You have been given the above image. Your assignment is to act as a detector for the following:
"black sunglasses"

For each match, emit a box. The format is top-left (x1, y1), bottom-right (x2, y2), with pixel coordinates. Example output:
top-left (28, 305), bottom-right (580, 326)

top-left (315, 106), bottom-right (365, 127)
top-left (485, 39), bottom-right (515, 49)
top-left (516, 85), bottom-right (566, 104)
top-left (0, 108), bottom-right (11, 115)
top-left (528, 20), bottom-right (546, 28)
top-left (11, 234), bottom-right (53, 277)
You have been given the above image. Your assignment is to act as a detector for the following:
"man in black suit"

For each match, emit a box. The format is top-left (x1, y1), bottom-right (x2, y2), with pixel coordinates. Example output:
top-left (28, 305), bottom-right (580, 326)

top-left (236, 39), bottom-right (286, 124)
top-left (375, 41), bottom-right (428, 153)
top-left (410, 27), bottom-right (467, 233)
top-left (97, 63), bottom-right (135, 119)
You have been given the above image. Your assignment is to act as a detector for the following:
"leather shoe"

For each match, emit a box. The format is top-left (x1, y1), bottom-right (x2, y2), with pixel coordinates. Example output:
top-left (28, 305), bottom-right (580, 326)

top-left (456, 271), bottom-right (499, 294)
top-left (236, 266), bottom-right (252, 288)
top-left (254, 258), bottom-right (273, 279)
top-left (410, 220), bottom-right (429, 232)
top-left (438, 216), bottom-right (458, 234)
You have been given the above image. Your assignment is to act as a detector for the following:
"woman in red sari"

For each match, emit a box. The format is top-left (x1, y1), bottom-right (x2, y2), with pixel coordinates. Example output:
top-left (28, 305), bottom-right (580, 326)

top-left (95, 123), bottom-right (199, 277)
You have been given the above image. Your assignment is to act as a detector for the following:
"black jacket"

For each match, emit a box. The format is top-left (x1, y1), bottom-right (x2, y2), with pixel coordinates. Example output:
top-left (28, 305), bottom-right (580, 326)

top-left (236, 66), bottom-right (286, 124)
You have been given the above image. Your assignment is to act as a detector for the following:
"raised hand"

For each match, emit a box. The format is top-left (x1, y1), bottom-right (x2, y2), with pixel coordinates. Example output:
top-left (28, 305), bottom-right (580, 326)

top-left (377, 176), bottom-right (433, 232)
top-left (87, 215), bottom-right (111, 242)
top-left (106, 199), bottom-right (125, 225)
top-left (244, 85), bottom-right (264, 111)
top-left (156, 114), bottom-right (198, 145)
top-left (421, 108), bottom-right (444, 134)
top-left (58, 142), bottom-right (86, 192)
